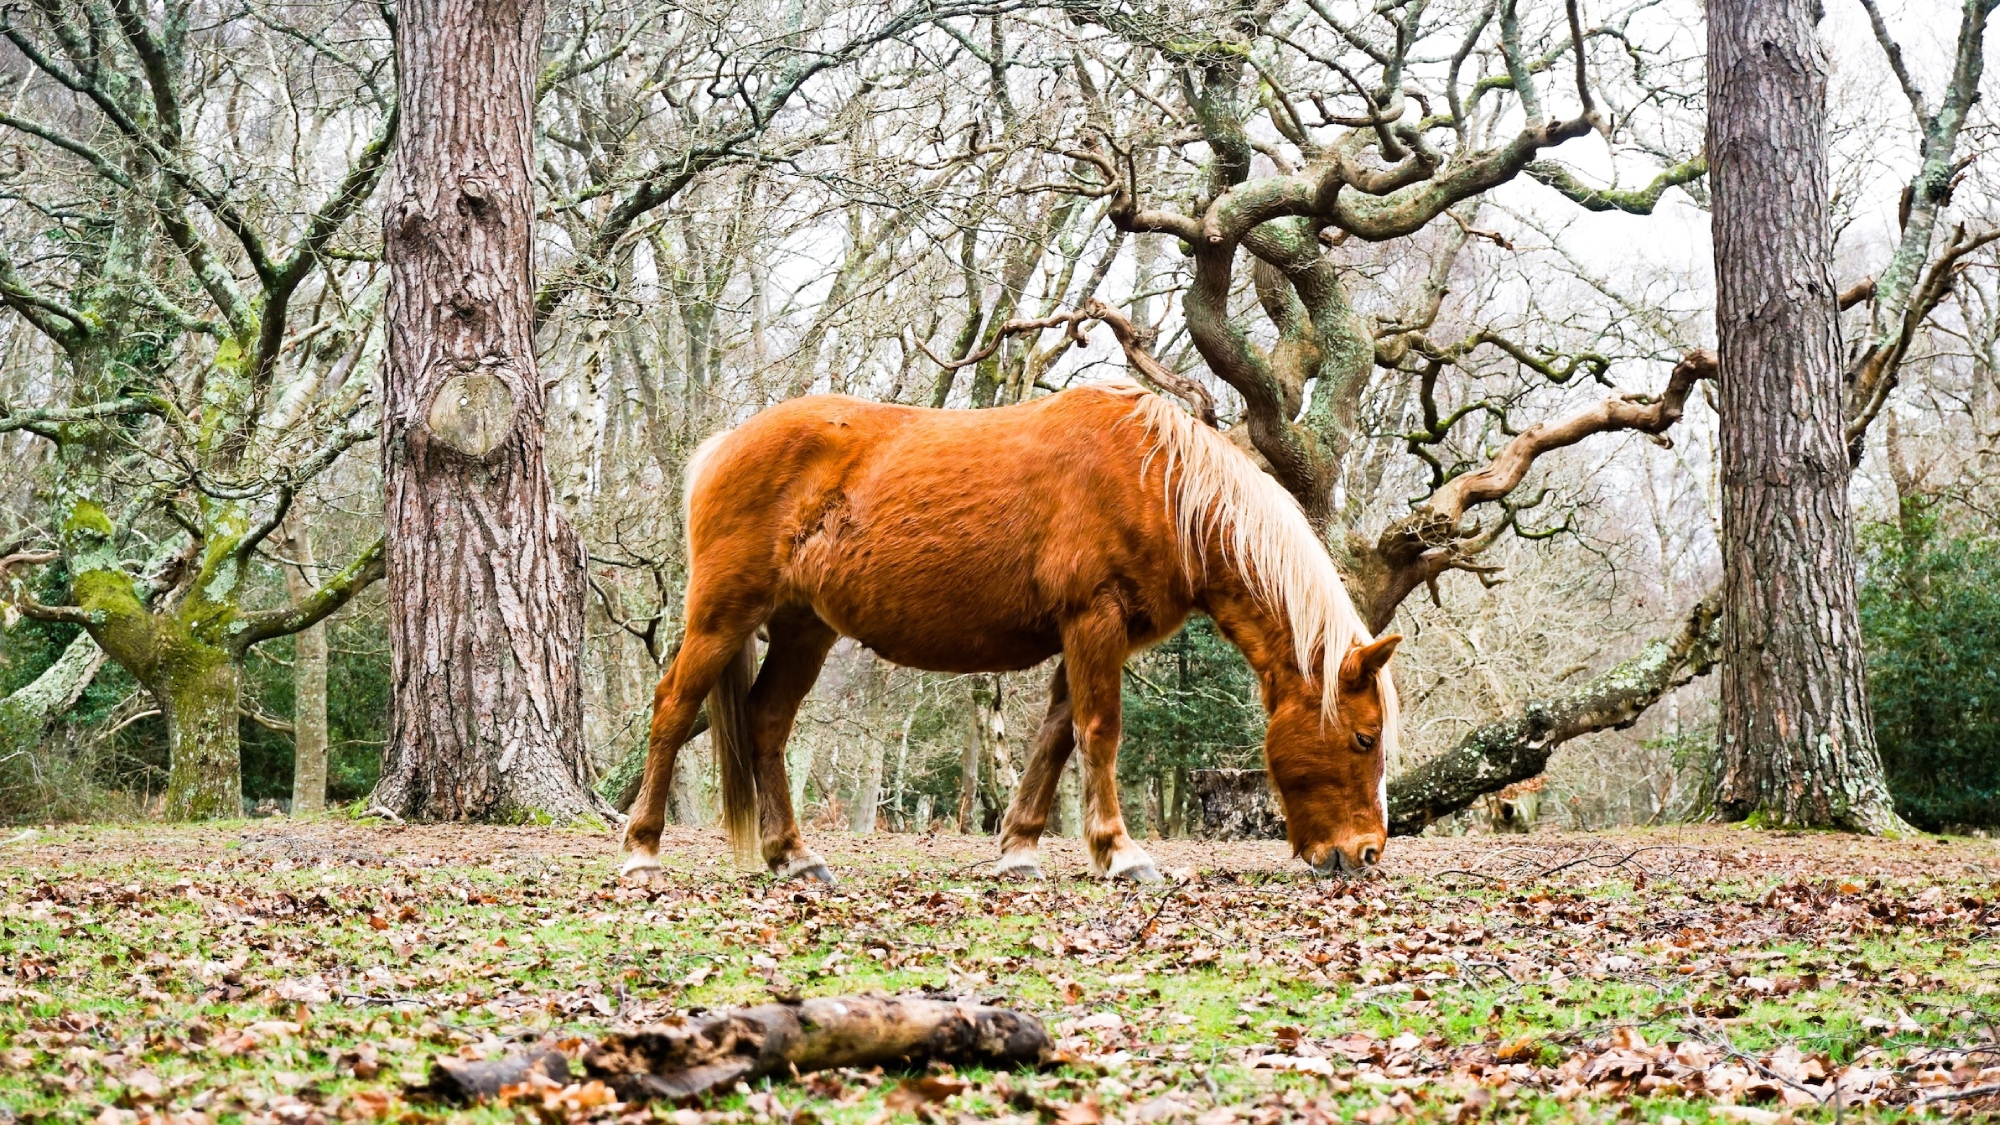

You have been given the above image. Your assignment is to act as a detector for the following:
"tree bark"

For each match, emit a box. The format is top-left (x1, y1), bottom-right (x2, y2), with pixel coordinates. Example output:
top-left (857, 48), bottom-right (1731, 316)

top-left (974, 674), bottom-right (1014, 828)
top-left (160, 653), bottom-right (244, 820)
top-left (668, 731), bottom-right (706, 826)
top-left (1054, 756), bottom-right (1081, 837)
top-left (1708, 0), bottom-right (1906, 833)
top-left (0, 631), bottom-right (105, 797)
top-left (283, 527), bottom-right (329, 814)
top-left (849, 655), bottom-right (889, 834)
top-left (956, 676), bottom-right (981, 833)
top-left (850, 736), bottom-right (885, 834)
top-left (374, 0), bottom-right (605, 823)
top-left (1188, 768), bottom-right (1288, 840)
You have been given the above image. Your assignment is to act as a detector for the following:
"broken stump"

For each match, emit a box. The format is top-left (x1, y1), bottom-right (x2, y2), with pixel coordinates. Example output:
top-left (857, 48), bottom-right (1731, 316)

top-left (1188, 769), bottom-right (1285, 840)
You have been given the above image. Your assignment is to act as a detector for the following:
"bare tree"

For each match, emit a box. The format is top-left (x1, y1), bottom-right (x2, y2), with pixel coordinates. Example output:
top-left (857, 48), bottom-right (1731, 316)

top-left (1709, 0), bottom-right (1904, 832)
top-left (0, 0), bottom-right (392, 817)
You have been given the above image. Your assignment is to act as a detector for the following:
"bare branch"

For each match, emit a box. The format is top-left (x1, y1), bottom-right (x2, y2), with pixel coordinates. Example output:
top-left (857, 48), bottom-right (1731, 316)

top-left (1857, 0), bottom-right (1927, 117)
top-left (1389, 592), bottom-right (1721, 835)
top-left (1083, 299), bottom-right (1218, 426)
top-left (232, 537), bottom-right (385, 652)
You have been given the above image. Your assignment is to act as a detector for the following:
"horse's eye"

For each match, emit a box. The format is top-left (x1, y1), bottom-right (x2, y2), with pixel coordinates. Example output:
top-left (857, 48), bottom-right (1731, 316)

top-left (1356, 733), bottom-right (1378, 751)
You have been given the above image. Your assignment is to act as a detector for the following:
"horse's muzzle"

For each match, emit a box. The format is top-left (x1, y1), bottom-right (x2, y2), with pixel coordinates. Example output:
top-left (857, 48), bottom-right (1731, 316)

top-left (1310, 843), bottom-right (1383, 879)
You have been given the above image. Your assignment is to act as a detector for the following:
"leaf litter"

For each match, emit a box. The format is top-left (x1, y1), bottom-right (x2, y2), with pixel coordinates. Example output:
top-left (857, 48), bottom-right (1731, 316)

top-left (0, 821), bottom-right (1994, 1124)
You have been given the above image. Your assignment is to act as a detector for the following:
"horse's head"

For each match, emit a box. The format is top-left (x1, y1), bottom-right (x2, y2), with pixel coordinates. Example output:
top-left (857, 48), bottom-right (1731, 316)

top-left (1264, 634), bottom-right (1401, 877)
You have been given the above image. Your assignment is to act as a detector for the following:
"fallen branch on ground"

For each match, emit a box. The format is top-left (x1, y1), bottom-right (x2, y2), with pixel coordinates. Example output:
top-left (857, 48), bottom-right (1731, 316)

top-left (420, 1049), bottom-right (571, 1103)
top-left (416, 995), bottom-right (1055, 1105)
top-left (584, 995), bottom-right (1054, 1100)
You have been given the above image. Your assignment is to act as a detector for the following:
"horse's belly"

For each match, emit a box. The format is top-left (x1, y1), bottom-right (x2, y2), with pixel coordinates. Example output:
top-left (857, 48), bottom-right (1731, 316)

top-left (788, 517), bottom-right (1062, 672)
top-left (770, 397), bottom-right (1177, 672)
top-left (803, 561), bottom-right (1062, 673)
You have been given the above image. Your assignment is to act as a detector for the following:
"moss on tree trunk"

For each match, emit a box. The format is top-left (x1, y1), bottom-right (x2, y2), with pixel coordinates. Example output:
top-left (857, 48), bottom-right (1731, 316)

top-left (20, 500), bottom-right (384, 822)
top-left (159, 650), bottom-right (243, 820)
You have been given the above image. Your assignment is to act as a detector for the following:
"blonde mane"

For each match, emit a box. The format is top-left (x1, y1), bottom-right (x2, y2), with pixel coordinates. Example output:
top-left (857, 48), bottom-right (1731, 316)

top-left (1107, 379), bottom-right (1400, 753)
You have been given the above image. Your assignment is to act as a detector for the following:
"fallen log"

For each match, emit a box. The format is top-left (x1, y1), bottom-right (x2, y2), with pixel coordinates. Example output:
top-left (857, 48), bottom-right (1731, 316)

top-left (583, 995), bottom-right (1054, 1101)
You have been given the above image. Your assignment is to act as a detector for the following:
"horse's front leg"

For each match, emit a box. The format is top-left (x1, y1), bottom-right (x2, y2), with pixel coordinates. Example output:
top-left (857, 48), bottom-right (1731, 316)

top-left (746, 610), bottom-right (840, 883)
top-left (1061, 602), bottom-right (1161, 883)
top-left (994, 662), bottom-right (1075, 879)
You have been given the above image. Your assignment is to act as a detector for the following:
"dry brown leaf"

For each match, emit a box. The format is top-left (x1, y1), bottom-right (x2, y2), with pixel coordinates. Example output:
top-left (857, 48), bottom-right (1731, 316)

top-left (883, 1075), bottom-right (968, 1112)
top-left (1053, 1096), bottom-right (1104, 1125)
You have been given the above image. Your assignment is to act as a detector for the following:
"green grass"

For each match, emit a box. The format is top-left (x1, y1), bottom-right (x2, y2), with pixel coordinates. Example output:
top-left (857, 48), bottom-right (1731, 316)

top-left (0, 821), bottom-right (1994, 1124)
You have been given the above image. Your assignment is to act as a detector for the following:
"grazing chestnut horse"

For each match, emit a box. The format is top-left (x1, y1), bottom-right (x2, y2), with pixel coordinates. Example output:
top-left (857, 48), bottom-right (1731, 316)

top-left (618, 378), bottom-right (1401, 883)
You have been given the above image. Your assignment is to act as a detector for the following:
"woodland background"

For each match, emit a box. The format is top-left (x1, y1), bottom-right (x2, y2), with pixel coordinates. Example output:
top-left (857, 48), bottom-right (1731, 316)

top-left (0, 0), bottom-right (1996, 837)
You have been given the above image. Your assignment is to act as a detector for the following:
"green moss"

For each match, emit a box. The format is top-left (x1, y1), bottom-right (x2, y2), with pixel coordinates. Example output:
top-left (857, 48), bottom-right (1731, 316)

top-left (60, 499), bottom-right (114, 538)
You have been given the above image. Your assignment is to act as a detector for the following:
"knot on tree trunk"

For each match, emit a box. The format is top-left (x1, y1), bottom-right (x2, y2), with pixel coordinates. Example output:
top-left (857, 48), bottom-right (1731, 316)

top-left (426, 370), bottom-right (517, 457)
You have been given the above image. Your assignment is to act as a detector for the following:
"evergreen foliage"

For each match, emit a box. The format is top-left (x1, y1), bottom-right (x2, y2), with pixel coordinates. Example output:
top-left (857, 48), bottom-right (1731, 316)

top-left (1120, 614), bottom-right (1265, 781)
top-left (1859, 504), bottom-right (2000, 831)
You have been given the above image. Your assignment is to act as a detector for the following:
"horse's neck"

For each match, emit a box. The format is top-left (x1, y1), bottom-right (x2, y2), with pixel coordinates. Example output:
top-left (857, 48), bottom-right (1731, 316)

top-left (1196, 562), bottom-right (1309, 703)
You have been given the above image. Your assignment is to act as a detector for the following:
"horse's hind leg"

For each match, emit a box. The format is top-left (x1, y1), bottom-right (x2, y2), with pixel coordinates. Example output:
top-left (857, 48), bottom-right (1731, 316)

top-left (1062, 601), bottom-right (1161, 883)
top-left (743, 609), bottom-right (840, 882)
top-left (994, 662), bottom-right (1075, 879)
top-left (621, 618), bottom-right (763, 876)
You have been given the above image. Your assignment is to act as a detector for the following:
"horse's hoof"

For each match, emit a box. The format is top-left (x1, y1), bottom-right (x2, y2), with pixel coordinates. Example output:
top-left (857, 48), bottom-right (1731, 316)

top-left (1112, 862), bottom-right (1163, 885)
top-left (618, 852), bottom-right (663, 880)
top-left (775, 855), bottom-right (836, 885)
top-left (994, 859), bottom-right (1045, 880)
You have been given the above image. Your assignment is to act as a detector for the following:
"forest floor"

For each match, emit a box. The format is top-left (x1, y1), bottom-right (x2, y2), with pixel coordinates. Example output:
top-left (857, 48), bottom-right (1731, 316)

top-left (1, 819), bottom-right (1997, 1125)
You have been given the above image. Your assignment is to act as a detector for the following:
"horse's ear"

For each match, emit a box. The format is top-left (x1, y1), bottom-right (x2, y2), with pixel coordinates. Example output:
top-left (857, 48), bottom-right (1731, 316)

top-left (1340, 634), bottom-right (1402, 687)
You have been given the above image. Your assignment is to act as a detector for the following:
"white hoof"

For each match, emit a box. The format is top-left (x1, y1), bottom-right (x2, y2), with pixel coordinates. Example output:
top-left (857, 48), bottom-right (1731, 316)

top-left (1099, 844), bottom-right (1161, 883)
top-left (774, 853), bottom-right (835, 884)
top-left (618, 851), bottom-right (663, 879)
top-left (993, 848), bottom-right (1045, 880)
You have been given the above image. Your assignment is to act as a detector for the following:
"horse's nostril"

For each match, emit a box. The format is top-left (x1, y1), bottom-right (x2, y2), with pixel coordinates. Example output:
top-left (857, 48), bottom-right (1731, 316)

top-left (1359, 845), bottom-right (1380, 867)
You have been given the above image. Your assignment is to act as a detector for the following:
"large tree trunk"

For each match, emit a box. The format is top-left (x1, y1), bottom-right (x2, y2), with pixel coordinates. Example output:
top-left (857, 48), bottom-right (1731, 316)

top-left (374, 0), bottom-right (604, 822)
top-left (158, 650), bottom-right (243, 821)
top-left (283, 527), bottom-right (329, 814)
top-left (1708, 0), bottom-right (1905, 833)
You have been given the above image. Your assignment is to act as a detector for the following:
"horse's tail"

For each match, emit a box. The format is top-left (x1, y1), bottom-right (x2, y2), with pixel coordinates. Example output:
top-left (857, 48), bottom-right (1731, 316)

top-left (709, 636), bottom-right (760, 867)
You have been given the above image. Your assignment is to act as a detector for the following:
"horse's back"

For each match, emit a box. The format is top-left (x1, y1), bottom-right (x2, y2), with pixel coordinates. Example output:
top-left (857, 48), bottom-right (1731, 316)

top-left (685, 383), bottom-right (1186, 670)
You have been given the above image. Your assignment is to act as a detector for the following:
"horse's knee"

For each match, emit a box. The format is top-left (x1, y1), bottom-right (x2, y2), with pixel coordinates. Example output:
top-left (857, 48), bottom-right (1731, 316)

top-left (1076, 716), bottom-right (1120, 754)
